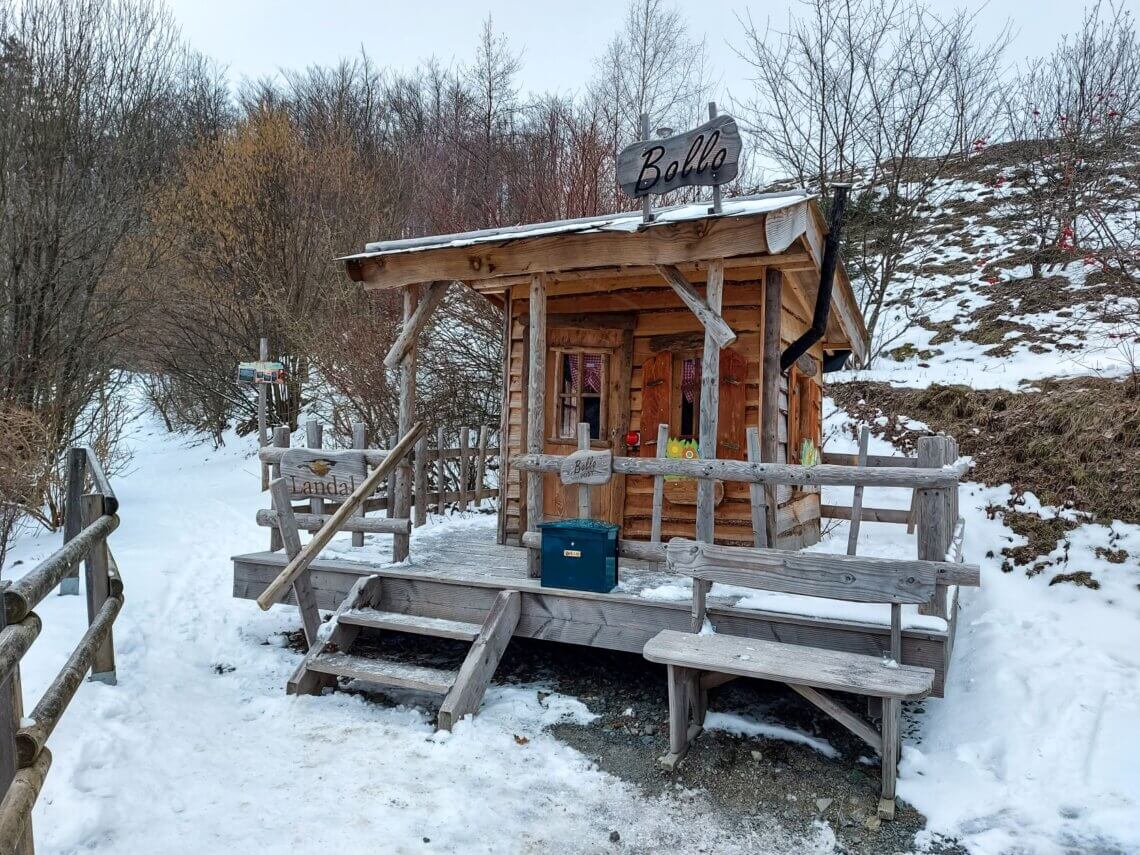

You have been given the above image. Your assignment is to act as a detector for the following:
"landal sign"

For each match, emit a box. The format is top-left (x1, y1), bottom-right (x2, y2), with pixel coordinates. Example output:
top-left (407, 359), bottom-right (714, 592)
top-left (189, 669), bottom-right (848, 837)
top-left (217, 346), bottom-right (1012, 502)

top-left (617, 114), bottom-right (742, 199)
top-left (279, 449), bottom-right (367, 500)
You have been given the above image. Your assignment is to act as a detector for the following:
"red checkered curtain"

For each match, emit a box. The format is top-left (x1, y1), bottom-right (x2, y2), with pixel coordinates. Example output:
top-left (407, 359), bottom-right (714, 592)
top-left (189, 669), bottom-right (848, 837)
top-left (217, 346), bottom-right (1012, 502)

top-left (681, 358), bottom-right (701, 403)
top-left (582, 354), bottom-right (602, 393)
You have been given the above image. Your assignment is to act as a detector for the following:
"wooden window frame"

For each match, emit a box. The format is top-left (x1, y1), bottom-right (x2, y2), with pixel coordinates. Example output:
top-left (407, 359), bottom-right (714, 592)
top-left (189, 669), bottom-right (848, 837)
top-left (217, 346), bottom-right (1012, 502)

top-left (669, 348), bottom-right (703, 442)
top-left (550, 348), bottom-right (610, 445)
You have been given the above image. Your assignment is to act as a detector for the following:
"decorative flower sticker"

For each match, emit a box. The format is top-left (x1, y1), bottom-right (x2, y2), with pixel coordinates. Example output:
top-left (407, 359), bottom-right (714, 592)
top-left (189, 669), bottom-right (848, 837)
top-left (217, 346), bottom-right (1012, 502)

top-left (680, 439), bottom-right (699, 460)
top-left (666, 437), bottom-right (685, 458)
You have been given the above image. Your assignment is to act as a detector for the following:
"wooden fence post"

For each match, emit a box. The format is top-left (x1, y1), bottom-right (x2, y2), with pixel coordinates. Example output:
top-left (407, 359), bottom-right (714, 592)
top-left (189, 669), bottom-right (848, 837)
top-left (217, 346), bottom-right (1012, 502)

top-left (458, 427), bottom-right (470, 513)
top-left (305, 421), bottom-right (323, 520)
top-left (413, 433), bottom-right (428, 528)
top-left (436, 426), bottom-right (447, 514)
top-left (351, 422), bottom-right (367, 546)
top-left (82, 495), bottom-right (115, 684)
top-left (475, 424), bottom-right (489, 506)
top-left (745, 427), bottom-right (769, 548)
top-left (650, 423), bottom-right (669, 543)
top-left (59, 447), bottom-right (86, 596)
top-left (386, 434), bottom-right (397, 518)
top-left (916, 435), bottom-right (952, 619)
top-left (577, 422), bottom-right (592, 519)
top-left (270, 426), bottom-right (290, 550)
top-left (847, 426), bottom-right (870, 555)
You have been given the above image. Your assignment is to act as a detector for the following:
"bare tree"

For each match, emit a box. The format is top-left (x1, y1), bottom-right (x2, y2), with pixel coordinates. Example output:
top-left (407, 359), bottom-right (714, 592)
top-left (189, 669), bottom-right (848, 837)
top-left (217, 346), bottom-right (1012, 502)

top-left (732, 0), bottom-right (1010, 360)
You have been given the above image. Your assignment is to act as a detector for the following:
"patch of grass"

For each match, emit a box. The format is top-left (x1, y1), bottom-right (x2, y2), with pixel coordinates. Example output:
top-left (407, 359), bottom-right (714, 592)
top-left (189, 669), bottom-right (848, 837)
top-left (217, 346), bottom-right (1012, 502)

top-left (830, 377), bottom-right (1140, 525)
top-left (1049, 571), bottom-right (1100, 590)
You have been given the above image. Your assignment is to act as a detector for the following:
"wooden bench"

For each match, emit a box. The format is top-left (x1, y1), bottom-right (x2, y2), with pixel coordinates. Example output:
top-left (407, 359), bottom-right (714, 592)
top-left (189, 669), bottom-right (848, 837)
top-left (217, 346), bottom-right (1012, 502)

top-left (644, 537), bottom-right (981, 820)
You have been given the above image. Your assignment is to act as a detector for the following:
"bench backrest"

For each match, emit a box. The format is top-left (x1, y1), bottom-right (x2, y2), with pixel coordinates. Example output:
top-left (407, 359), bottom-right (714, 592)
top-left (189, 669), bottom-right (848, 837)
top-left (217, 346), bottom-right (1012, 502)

top-left (665, 537), bottom-right (938, 605)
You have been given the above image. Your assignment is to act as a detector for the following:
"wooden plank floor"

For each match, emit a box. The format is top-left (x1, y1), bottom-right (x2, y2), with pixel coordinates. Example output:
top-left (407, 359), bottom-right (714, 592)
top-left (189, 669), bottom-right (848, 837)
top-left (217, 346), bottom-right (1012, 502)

top-left (233, 525), bottom-right (954, 696)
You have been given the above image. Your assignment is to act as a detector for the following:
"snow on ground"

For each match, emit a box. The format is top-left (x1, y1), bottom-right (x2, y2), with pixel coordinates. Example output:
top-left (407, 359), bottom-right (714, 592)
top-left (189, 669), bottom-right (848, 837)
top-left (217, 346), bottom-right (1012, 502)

top-left (10, 412), bottom-right (831, 855)
top-left (821, 402), bottom-right (1140, 855)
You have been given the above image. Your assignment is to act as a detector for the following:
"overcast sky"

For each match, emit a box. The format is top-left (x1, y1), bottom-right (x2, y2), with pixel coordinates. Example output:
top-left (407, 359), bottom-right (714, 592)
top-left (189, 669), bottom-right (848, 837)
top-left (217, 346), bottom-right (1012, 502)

top-left (167, 0), bottom-right (1081, 101)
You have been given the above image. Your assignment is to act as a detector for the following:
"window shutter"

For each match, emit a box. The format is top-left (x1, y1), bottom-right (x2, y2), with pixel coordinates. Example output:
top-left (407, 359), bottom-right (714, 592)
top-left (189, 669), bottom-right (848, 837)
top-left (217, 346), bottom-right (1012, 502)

top-left (640, 352), bottom-right (672, 457)
top-left (717, 347), bottom-right (747, 460)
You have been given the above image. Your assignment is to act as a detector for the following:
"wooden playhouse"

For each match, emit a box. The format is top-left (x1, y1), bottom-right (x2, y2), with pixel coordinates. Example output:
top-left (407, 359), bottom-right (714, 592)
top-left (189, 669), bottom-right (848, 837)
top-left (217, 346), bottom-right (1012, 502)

top-left (344, 190), bottom-right (869, 551)
top-left (235, 183), bottom-right (977, 822)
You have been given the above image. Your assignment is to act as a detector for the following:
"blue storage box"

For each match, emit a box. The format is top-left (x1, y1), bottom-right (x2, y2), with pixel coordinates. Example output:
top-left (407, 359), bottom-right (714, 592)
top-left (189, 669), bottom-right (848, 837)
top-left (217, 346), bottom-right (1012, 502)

top-left (538, 519), bottom-right (619, 593)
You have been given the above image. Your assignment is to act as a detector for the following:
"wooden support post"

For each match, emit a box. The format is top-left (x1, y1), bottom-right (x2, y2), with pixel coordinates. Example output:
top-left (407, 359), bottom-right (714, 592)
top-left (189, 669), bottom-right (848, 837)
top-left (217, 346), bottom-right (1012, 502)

top-left (526, 273), bottom-right (547, 578)
top-left (269, 478), bottom-right (321, 646)
top-left (436, 426), bottom-right (447, 514)
top-left (383, 280), bottom-right (450, 369)
top-left (458, 427), bottom-right (470, 513)
top-left (708, 102), bottom-right (723, 214)
top-left (259, 337), bottom-right (269, 491)
top-left (640, 113), bottom-right (653, 223)
top-left (879, 697), bottom-right (900, 820)
top-left (496, 291), bottom-right (512, 544)
top-left (60, 446), bottom-right (85, 595)
top-left (696, 260), bottom-right (724, 544)
top-left (270, 426), bottom-right (290, 550)
top-left (82, 495), bottom-right (115, 684)
top-left (917, 435), bottom-right (952, 618)
top-left (413, 433), bottom-right (428, 528)
top-left (305, 421), bottom-right (323, 519)
top-left (576, 422), bottom-right (592, 519)
top-left (351, 422), bottom-right (367, 546)
top-left (474, 424), bottom-right (489, 506)
top-left (691, 578), bottom-right (710, 633)
top-left (393, 285), bottom-right (420, 563)
top-left (848, 426), bottom-right (870, 556)
top-left (650, 423), bottom-right (669, 543)
top-left (761, 267), bottom-right (783, 542)
top-left (745, 427), bottom-right (768, 548)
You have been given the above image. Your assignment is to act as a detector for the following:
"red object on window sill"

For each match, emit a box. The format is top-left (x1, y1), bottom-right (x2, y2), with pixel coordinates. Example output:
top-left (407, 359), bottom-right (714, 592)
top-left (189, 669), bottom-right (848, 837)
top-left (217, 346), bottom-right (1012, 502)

top-left (625, 431), bottom-right (640, 450)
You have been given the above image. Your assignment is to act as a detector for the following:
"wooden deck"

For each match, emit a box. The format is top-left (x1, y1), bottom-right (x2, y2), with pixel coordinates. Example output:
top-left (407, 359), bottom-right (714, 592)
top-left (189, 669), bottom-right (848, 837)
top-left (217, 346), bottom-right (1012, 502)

top-left (232, 526), bottom-right (957, 696)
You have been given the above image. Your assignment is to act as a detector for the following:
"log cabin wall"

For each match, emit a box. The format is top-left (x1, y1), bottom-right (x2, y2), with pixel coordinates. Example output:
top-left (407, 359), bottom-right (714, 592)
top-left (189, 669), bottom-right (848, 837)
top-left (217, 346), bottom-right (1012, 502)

top-left (499, 265), bottom-right (826, 550)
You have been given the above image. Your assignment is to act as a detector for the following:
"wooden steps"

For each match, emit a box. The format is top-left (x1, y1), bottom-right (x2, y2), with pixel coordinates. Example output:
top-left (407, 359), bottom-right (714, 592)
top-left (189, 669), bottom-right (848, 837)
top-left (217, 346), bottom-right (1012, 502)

top-left (305, 651), bottom-right (458, 693)
top-left (337, 608), bottom-right (481, 641)
top-left (287, 575), bottom-right (521, 730)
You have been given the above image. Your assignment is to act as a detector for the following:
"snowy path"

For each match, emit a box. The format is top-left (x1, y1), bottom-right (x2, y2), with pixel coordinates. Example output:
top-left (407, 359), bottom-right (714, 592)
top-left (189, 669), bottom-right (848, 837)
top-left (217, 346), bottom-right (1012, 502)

top-left (12, 417), bottom-right (830, 855)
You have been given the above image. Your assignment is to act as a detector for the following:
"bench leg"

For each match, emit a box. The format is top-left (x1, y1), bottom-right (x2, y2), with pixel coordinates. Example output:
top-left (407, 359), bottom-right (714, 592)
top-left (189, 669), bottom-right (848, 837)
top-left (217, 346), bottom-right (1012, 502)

top-left (878, 697), bottom-right (900, 820)
top-left (661, 665), bottom-right (697, 770)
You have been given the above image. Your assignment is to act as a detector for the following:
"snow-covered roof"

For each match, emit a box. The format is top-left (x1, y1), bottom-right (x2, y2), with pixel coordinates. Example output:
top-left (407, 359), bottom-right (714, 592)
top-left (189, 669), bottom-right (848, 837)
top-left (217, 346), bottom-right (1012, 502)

top-left (342, 190), bottom-right (815, 261)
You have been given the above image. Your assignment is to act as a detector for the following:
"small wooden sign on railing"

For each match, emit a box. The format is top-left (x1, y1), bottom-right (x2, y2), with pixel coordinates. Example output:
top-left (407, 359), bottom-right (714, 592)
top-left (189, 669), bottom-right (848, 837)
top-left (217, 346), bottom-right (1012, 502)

top-left (279, 449), bottom-right (367, 500)
top-left (559, 449), bottom-right (612, 485)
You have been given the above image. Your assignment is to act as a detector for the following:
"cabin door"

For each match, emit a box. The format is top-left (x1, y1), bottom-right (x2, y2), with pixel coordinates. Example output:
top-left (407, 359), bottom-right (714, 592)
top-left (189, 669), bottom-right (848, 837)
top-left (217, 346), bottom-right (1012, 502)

top-left (540, 325), bottom-right (631, 525)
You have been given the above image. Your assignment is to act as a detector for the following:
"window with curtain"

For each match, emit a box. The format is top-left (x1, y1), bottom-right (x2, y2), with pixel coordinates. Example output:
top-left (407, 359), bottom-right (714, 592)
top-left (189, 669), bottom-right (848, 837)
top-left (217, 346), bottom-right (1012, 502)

top-left (556, 351), bottom-right (607, 440)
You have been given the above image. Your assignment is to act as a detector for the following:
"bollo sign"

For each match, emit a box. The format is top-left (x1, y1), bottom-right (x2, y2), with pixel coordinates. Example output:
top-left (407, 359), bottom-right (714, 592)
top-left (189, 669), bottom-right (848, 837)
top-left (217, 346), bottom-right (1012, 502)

top-left (617, 114), bottom-right (742, 199)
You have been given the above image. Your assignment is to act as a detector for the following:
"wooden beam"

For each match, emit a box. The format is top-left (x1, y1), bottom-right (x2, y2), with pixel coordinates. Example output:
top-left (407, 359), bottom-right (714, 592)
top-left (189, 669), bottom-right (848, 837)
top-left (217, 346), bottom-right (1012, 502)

top-left (696, 260), bottom-right (725, 545)
top-left (256, 422), bottom-right (425, 610)
top-left (656, 263), bottom-right (736, 348)
top-left (650, 423), bottom-right (669, 543)
top-left (393, 286), bottom-right (421, 562)
top-left (437, 589), bottom-right (521, 730)
top-left (526, 273), bottom-right (547, 578)
top-left (512, 453), bottom-right (963, 489)
top-left (82, 495), bottom-right (115, 683)
top-left (349, 215), bottom-right (770, 290)
top-left (761, 268), bottom-right (782, 537)
top-left (351, 422), bottom-right (367, 545)
top-left (256, 509), bottom-right (411, 534)
top-left (383, 280), bottom-right (450, 369)
top-left (787, 683), bottom-right (882, 753)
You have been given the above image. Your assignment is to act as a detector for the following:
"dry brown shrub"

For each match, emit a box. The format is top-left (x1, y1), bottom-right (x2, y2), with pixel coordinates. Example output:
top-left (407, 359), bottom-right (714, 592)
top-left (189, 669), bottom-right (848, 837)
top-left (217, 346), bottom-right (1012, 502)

top-left (0, 407), bottom-right (55, 569)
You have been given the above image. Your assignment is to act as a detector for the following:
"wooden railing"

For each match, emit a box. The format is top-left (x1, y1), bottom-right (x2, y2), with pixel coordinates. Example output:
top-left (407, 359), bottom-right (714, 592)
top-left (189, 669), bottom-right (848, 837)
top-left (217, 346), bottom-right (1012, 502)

top-left (0, 448), bottom-right (123, 855)
top-left (513, 428), bottom-right (966, 620)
